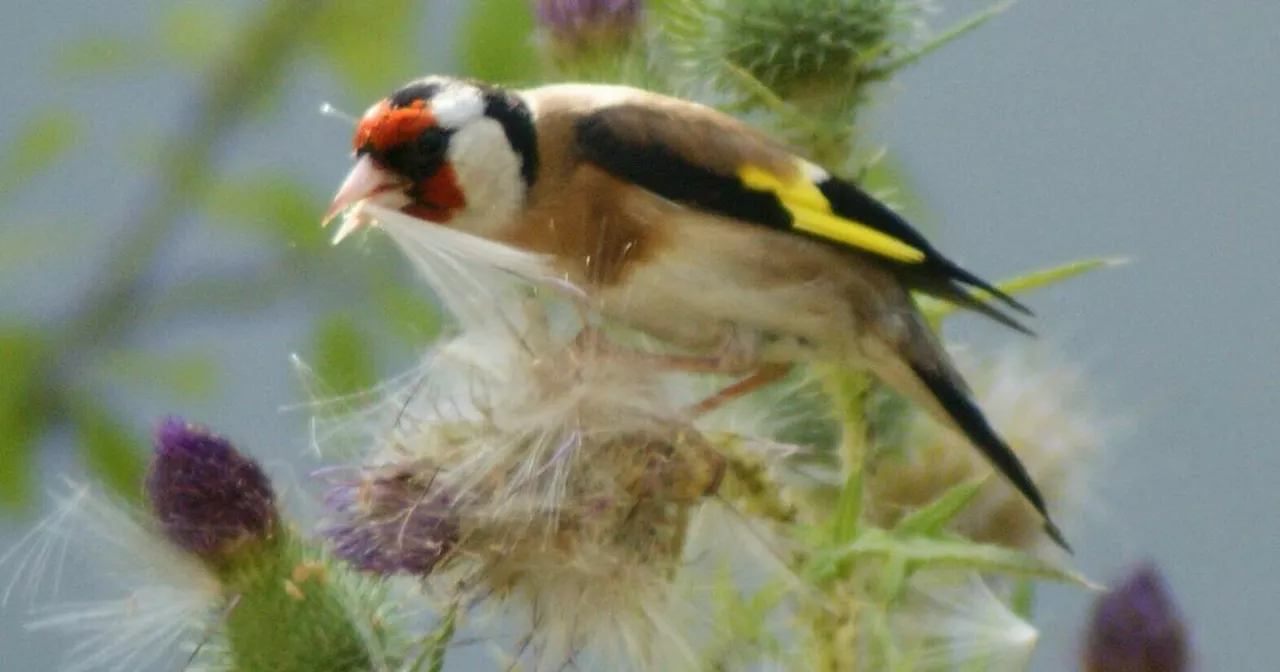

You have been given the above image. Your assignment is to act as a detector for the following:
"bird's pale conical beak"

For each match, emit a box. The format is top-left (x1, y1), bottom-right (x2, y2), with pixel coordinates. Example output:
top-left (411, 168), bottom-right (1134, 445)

top-left (322, 155), bottom-right (409, 243)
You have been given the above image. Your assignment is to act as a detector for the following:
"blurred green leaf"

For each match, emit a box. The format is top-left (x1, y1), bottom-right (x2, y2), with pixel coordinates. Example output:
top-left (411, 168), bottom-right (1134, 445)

top-left (159, 2), bottom-right (237, 69)
top-left (150, 268), bottom-right (294, 320)
top-left (1010, 576), bottom-right (1037, 620)
top-left (370, 270), bottom-right (441, 346)
top-left (69, 401), bottom-right (146, 505)
top-left (0, 328), bottom-right (52, 510)
top-left (890, 480), bottom-right (984, 537)
top-left (308, 0), bottom-right (418, 100)
top-left (206, 174), bottom-right (327, 251)
top-left (54, 35), bottom-right (145, 77)
top-left (311, 314), bottom-right (378, 397)
top-left (92, 348), bottom-right (220, 402)
top-left (0, 222), bottom-right (83, 279)
top-left (460, 0), bottom-right (539, 83)
top-left (921, 257), bottom-right (1126, 324)
top-left (0, 109), bottom-right (81, 195)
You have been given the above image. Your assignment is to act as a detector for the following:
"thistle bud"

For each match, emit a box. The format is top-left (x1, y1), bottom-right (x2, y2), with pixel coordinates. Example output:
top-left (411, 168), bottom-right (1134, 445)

top-left (532, 0), bottom-right (643, 56)
top-left (1084, 562), bottom-right (1191, 672)
top-left (146, 417), bottom-right (278, 566)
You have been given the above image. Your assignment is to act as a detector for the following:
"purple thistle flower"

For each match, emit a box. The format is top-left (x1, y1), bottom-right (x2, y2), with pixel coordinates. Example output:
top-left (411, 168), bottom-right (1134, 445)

top-left (1084, 561), bottom-right (1191, 672)
top-left (532, 0), bottom-right (642, 49)
top-left (321, 467), bottom-right (457, 576)
top-left (146, 417), bottom-right (278, 565)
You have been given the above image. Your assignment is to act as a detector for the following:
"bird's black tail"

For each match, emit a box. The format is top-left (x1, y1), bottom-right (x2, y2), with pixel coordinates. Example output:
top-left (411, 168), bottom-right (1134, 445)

top-left (905, 358), bottom-right (1071, 552)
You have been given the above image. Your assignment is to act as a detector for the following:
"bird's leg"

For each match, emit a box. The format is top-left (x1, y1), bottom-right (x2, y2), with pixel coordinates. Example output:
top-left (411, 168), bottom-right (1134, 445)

top-left (687, 363), bottom-right (793, 416)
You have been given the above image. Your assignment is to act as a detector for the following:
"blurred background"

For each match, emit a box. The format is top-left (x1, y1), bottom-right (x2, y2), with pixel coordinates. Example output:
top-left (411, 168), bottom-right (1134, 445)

top-left (1, 0), bottom-right (1275, 669)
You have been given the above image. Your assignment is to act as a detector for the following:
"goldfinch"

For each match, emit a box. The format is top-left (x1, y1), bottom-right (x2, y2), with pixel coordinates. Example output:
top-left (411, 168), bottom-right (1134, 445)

top-left (323, 75), bottom-right (1069, 549)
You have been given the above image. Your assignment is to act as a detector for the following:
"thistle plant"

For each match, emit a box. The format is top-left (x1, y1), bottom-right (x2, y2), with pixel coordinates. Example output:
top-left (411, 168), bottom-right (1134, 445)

top-left (4, 1), bottom-right (1144, 670)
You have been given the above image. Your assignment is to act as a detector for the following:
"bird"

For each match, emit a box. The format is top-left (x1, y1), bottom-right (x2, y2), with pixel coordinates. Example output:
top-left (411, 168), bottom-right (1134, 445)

top-left (322, 75), bottom-right (1070, 550)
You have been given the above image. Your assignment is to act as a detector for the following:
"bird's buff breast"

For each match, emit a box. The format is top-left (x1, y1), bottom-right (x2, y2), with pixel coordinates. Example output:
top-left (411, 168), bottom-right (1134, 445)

top-left (588, 211), bottom-right (867, 364)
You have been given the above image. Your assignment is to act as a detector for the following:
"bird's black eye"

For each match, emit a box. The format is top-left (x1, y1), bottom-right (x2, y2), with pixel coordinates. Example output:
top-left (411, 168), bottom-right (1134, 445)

top-left (377, 126), bottom-right (455, 183)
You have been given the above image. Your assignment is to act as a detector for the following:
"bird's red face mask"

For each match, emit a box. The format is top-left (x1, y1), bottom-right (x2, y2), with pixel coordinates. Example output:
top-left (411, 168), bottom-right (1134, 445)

top-left (323, 97), bottom-right (467, 239)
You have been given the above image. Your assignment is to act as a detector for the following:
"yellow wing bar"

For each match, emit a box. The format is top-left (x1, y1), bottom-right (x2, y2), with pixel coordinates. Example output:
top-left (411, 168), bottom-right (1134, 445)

top-left (737, 163), bottom-right (926, 264)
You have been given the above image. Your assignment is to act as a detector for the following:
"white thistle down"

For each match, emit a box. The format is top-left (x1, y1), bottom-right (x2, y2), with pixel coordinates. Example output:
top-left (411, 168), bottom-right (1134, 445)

top-left (891, 571), bottom-right (1038, 671)
top-left (337, 203), bottom-right (580, 331)
top-left (313, 212), bottom-right (763, 670)
top-left (0, 482), bottom-right (220, 672)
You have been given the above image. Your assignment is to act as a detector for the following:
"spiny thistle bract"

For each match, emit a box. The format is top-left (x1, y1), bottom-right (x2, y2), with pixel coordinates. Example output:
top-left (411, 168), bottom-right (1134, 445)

top-left (665, 0), bottom-right (933, 110)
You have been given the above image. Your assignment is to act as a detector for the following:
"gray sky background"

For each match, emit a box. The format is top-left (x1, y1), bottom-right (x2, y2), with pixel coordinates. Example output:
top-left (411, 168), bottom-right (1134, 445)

top-left (1, 1), bottom-right (1277, 670)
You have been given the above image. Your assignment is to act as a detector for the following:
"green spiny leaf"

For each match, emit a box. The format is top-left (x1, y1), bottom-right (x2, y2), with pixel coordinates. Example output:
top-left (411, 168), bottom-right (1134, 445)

top-left (921, 257), bottom-right (1127, 324)
top-left (890, 480), bottom-right (985, 537)
top-left (460, 0), bottom-right (538, 83)
top-left (823, 529), bottom-right (1097, 587)
top-left (69, 401), bottom-right (146, 505)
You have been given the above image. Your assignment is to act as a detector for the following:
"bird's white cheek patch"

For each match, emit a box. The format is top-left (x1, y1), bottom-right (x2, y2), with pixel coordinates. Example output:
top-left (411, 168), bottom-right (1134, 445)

top-left (446, 118), bottom-right (526, 237)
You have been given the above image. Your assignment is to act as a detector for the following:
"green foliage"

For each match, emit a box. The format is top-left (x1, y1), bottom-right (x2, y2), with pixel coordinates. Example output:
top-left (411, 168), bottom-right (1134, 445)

top-left (0, 328), bottom-right (51, 510)
top-left (460, 0), bottom-right (539, 83)
top-left (159, 2), bottom-right (238, 69)
top-left (69, 400), bottom-right (146, 505)
top-left (0, 109), bottom-right (80, 195)
top-left (311, 314), bottom-right (379, 397)
top-left (91, 348), bottom-right (220, 402)
top-left (207, 173), bottom-right (329, 252)
top-left (889, 480), bottom-right (986, 538)
top-left (54, 35), bottom-right (145, 77)
top-left (369, 270), bottom-right (443, 346)
top-left (921, 257), bottom-right (1127, 326)
top-left (816, 529), bottom-right (1095, 588)
top-left (308, 0), bottom-right (421, 100)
